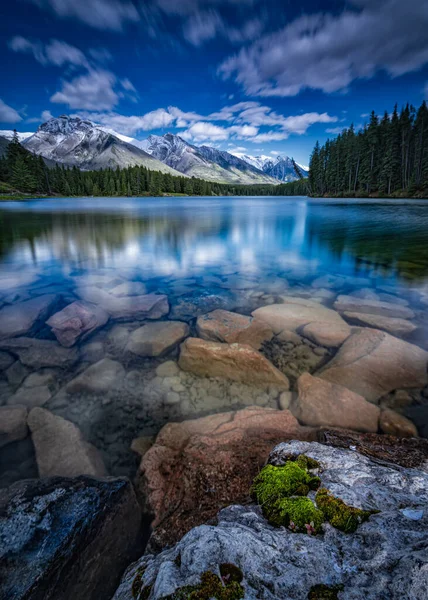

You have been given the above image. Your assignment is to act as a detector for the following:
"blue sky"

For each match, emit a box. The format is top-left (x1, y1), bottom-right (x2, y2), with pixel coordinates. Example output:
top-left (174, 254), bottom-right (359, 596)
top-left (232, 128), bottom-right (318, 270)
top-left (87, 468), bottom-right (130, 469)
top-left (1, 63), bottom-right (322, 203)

top-left (1, 0), bottom-right (428, 164)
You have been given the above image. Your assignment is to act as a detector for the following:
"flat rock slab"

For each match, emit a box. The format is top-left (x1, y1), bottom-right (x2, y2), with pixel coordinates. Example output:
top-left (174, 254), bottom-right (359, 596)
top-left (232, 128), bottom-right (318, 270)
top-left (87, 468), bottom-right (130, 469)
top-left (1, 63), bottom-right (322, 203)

top-left (301, 321), bottom-right (352, 347)
top-left (317, 328), bottom-right (428, 402)
top-left (110, 281), bottom-right (148, 297)
top-left (334, 295), bottom-right (415, 319)
top-left (0, 476), bottom-right (141, 600)
top-left (114, 440), bottom-right (428, 600)
top-left (28, 407), bottom-right (107, 477)
top-left (178, 337), bottom-right (289, 389)
top-left (253, 297), bottom-right (351, 347)
top-left (126, 321), bottom-right (189, 357)
top-left (47, 301), bottom-right (109, 347)
top-left (7, 385), bottom-right (51, 408)
top-left (66, 358), bottom-right (125, 394)
top-left (196, 309), bottom-right (273, 349)
top-left (343, 311), bottom-right (417, 336)
top-left (138, 406), bottom-right (316, 548)
top-left (0, 405), bottom-right (28, 448)
top-left (293, 372), bottom-right (380, 432)
top-left (78, 286), bottom-right (169, 320)
top-left (0, 294), bottom-right (58, 339)
top-left (0, 337), bottom-right (79, 369)
top-left (318, 428), bottom-right (428, 470)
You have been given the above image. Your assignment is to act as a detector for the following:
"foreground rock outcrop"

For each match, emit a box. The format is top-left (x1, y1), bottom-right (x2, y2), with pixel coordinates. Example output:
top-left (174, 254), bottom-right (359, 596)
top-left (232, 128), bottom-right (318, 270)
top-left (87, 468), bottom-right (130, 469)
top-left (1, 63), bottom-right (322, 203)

top-left (0, 476), bottom-right (142, 600)
top-left (178, 337), bottom-right (290, 389)
top-left (114, 441), bottom-right (428, 600)
top-left (138, 407), bottom-right (316, 548)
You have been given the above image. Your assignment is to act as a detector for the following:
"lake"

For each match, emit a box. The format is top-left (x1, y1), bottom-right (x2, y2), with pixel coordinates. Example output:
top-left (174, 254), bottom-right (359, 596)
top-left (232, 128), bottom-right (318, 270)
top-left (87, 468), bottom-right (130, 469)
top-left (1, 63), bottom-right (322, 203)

top-left (1, 196), bottom-right (428, 485)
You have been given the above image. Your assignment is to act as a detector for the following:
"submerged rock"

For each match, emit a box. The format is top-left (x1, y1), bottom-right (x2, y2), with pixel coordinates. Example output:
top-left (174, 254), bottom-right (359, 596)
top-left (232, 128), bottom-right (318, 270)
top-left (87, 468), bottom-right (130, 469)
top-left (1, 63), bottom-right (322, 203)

top-left (379, 408), bottom-right (418, 438)
top-left (113, 440), bottom-right (428, 600)
top-left (138, 407), bottom-right (315, 548)
top-left (0, 294), bottom-right (58, 339)
top-left (343, 311), bottom-right (417, 336)
top-left (110, 281), bottom-right (147, 297)
top-left (178, 337), bottom-right (289, 389)
top-left (293, 372), bottom-right (380, 432)
top-left (66, 357), bottom-right (125, 394)
top-left (334, 295), bottom-right (415, 319)
top-left (28, 407), bottom-right (107, 477)
top-left (126, 321), bottom-right (189, 357)
top-left (196, 309), bottom-right (273, 349)
top-left (46, 300), bottom-right (109, 347)
top-left (0, 476), bottom-right (141, 600)
top-left (318, 328), bottom-right (428, 402)
top-left (0, 337), bottom-right (80, 369)
top-left (0, 405), bottom-right (28, 448)
top-left (253, 297), bottom-right (351, 347)
top-left (78, 286), bottom-right (169, 320)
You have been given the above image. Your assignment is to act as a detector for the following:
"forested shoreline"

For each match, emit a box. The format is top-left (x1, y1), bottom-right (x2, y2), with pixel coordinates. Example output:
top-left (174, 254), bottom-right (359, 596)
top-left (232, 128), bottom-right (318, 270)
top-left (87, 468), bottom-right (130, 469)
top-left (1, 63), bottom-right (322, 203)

top-left (309, 101), bottom-right (428, 198)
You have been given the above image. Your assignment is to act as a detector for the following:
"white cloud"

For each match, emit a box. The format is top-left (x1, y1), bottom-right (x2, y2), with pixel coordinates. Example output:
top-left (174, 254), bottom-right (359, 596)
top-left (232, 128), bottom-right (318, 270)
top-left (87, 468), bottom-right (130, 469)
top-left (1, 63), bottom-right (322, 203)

top-left (0, 99), bottom-right (22, 123)
top-left (228, 124), bottom-right (259, 137)
top-left (183, 9), bottom-right (264, 46)
top-left (248, 131), bottom-right (289, 143)
top-left (26, 0), bottom-right (139, 31)
top-left (181, 121), bottom-right (230, 142)
top-left (270, 150), bottom-right (280, 155)
top-left (27, 109), bottom-right (54, 123)
top-left (9, 36), bottom-right (88, 67)
top-left (219, 0), bottom-right (428, 96)
top-left (51, 70), bottom-right (119, 110)
top-left (75, 109), bottom-right (175, 135)
top-left (326, 126), bottom-right (346, 135)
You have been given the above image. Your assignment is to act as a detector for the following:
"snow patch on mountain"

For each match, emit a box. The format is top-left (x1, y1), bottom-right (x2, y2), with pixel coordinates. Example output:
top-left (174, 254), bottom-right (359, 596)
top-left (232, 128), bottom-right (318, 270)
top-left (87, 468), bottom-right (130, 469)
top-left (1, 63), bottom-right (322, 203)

top-left (0, 130), bottom-right (34, 142)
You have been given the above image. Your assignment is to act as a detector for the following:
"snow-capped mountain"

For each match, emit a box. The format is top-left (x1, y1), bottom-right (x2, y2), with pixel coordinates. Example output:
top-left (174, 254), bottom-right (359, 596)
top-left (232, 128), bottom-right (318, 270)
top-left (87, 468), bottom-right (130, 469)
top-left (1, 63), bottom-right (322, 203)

top-left (0, 130), bottom-right (34, 143)
top-left (139, 133), bottom-right (278, 184)
top-left (231, 152), bottom-right (309, 182)
top-left (22, 116), bottom-right (184, 175)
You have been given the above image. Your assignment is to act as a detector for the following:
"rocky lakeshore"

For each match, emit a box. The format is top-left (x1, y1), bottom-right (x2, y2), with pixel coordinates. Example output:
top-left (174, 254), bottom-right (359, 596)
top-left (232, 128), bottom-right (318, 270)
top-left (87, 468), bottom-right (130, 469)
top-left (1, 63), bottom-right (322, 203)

top-left (1, 265), bottom-right (428, 599)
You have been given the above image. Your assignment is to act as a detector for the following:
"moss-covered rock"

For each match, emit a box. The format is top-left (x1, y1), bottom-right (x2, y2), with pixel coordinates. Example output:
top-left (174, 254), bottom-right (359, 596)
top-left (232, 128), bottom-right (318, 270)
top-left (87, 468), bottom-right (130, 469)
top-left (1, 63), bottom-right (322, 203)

top-left (308, 583), bottom-right (344, 599)
top-left (315, 488), bottom-right (377, 533)
top-left (159, 570), bottom-right (244, 600)
top-left (267, 496), bottom-right (324, 533)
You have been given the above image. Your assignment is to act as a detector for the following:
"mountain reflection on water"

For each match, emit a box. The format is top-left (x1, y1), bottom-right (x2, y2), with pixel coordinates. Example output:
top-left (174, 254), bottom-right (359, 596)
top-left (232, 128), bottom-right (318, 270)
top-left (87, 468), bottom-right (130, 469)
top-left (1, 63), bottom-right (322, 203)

top-left (0, 196), bottom-right (428, 284)
top-left (0, 196), bottom-right (427, 484)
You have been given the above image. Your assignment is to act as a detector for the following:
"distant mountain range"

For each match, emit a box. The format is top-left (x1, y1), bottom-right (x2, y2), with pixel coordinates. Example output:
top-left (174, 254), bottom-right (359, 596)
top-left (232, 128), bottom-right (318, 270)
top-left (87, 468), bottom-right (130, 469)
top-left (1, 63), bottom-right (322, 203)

top-left (0, 115), bottom-right (308, 184)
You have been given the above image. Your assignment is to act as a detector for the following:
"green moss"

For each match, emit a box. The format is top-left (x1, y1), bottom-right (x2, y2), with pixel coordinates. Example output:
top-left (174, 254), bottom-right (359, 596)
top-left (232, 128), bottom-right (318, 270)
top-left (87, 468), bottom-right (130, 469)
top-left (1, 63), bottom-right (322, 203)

top-left (132, 566), bottom-right (146, 599)
top-left (296, 455), bottom-right (321, 471)
top-left (252, 462), bottom-right (321, 510)
top-left (159, 569), bottom-right (245, 600)
top-left (267, 496), bottom-right (324, 533)
top-left (308, 584), bottom-right (344, 599)
top-left (316, 488), bottom-right (378, 533)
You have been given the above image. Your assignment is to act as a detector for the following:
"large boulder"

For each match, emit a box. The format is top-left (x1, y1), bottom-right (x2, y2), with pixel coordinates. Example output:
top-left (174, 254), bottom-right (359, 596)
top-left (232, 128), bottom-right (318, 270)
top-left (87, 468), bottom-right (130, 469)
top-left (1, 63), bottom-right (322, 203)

top-left (318, 328), bottom-right (428, 402)
top-left (0, 294), bottom-right (58, 339)
top-left (0, 476), bottom-right (141, 600)
top-left (343, 311), bottom-right (417, 336)
top-left (113, 440), bottom-right (428, 600)
top-left (0, 337), bottom-right (79, 369)
top-left (66, 358), bottom-right (125, 395)
top-left (334, 295), bottom-right (415, 319)
top-left (110, 281), bottom-right (147, 297)
top-left (138, 406), bottom-right (316, 548)
top-left (0, 405), bottom-right (28, 448)
top-left (46, 301), bottom-right (109, 347)
top-left (178, 337), bottom-right (289, 389)
top-left (196, 309), bottom-right (273, 349)
top-left (126, 321), bottom-right (189, 357)
top-left (379, 409), bottom-right (418, 438)
top-left (293, 373), bottom-right (380, 432)
top-left (28, 407), bottom-right (107, 478)
top-left (252, 297), bottom-right (351, 347)
top-left (78, 286), bottom-right (169, 320)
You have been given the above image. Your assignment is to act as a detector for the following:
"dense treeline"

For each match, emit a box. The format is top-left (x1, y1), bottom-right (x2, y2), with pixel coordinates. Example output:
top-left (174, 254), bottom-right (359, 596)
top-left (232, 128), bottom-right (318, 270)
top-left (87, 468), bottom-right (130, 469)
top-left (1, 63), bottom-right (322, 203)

top-left (0, 132), bottom-right (306, 198)
top-left (309, 101), bottom-right (428, 198)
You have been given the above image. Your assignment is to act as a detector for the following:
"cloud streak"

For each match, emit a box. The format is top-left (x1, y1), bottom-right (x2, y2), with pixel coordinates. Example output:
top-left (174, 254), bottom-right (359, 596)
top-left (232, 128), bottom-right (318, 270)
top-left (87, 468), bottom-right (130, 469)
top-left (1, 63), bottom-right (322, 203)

top-left (0, 99), bottom-right (22, 123)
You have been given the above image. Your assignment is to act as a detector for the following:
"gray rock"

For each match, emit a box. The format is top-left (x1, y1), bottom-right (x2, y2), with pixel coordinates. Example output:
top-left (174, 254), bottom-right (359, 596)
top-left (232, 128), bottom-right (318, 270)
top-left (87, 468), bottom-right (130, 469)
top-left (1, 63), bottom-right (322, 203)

top-left (7, 385), bottom-right (51, 408)
top-left (0, 350), bottom-right (14, 371)
top-left (0, 338), bottom-right (79, 369)
top-left (113, 441), bottom-right (428, 600)
top-left (0, 476), bottom-right (141, 600)
top-left (46, 300), bottom-right (109, 347)
top-left (5, 361), bottom-right (30, 386)
top-left (66, 358), bottom-right (125, 394)
top-left (126, 321), bottom-right (189, 357)
top-left (156, 360), bottom-right (180, 377)
top-left (343, 311), bottom-right (417, 336)
top-left (28, 407), bottom-right (107, 477)
top-left (110, 281), bottom-right (148, 297)
top-left (0, 405), bottom-right (28, 448)
top-left (0, 294), bottom-right (58, 339)
top-left (78, 286), bottom-right (169, 320)
top-left (334, 295), bottom-right (415, 319)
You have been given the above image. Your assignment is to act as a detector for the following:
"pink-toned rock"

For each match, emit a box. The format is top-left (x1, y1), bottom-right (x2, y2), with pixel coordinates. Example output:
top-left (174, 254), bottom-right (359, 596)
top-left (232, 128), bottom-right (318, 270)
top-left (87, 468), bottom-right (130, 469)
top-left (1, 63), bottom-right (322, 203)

top-left (47, 301), bottom-right (109, 347)
top-left (78, 286), bottom-right (169, 320)
top-left (138, 406), bottom-right (316, 547)
top-left (252, 297), bottom-right (350, 346)
top-left (379, 409), bottom-right (419, 438)
top-left (343, 312), bottom-right (417, 337)
top-left (334, 295), bottom-right (415, 319)
top-left (196, 309), bottom-right (273, 349)
top-left (301, 321), bottom-right (351, 347)
top-left (126, 321), bottom-right (189, 357)
top-left (293, 373), bottom-right (380, 432)
top-left (178, 337), bottom-right (289, 389)
top-left (318, 328), bottom-right (428, 403)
